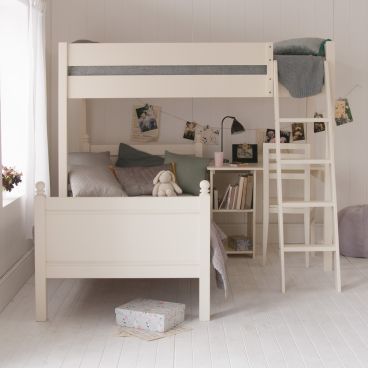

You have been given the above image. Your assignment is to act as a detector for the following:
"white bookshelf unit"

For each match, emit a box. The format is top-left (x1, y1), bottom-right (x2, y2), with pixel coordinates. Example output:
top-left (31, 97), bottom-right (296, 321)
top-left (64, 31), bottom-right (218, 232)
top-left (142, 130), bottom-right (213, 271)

top-left (208, 164), bottom-right (263, 257)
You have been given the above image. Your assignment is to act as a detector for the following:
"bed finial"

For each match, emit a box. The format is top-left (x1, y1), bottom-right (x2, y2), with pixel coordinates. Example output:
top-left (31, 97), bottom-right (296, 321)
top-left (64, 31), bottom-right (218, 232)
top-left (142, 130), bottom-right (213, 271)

top-left (35, 181), bottom-right (46, 196)
top-left (200, 180), bottom-right (210, 196)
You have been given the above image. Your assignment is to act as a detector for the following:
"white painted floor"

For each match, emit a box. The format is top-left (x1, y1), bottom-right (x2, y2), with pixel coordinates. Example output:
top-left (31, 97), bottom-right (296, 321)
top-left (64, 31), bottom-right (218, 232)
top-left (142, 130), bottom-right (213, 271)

top-left (1, 249), bottom-right (368, 368)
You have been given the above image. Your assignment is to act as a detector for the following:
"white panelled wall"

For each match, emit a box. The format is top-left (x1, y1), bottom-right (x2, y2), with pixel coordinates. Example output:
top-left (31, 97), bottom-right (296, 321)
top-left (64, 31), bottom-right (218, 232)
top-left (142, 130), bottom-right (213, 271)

top-left (46, 0), bottom-right (368, 213)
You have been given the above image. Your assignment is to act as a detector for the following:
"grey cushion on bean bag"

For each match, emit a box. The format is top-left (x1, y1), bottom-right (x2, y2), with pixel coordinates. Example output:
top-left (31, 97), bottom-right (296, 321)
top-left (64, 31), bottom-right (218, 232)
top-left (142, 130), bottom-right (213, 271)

top-left (338, 205), bottom-right (368, 258)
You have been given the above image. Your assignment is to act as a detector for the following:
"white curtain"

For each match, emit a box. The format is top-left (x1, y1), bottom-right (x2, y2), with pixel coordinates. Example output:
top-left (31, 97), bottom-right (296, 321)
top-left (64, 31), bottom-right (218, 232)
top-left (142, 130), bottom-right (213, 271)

top-left (25, 0), bottom-right (49, 238)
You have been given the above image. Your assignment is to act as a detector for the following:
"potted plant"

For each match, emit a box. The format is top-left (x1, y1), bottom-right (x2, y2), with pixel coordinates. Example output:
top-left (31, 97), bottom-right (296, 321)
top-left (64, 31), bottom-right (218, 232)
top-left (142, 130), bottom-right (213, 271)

top-left (2, 166), bottom-right (22, 192)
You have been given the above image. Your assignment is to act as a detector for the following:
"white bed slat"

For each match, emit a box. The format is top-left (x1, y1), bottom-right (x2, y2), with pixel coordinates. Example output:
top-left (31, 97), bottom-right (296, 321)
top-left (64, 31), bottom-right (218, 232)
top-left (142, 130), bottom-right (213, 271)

top-left (68, 42), bottom-right (272, 66)
top-left (68, 75), bottom-right (271, 98)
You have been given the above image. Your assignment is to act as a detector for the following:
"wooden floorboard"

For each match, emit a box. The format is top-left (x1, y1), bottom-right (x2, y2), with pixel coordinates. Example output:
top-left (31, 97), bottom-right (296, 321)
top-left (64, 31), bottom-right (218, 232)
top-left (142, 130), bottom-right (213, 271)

top-left (0, 250), bottom-right (367, 367)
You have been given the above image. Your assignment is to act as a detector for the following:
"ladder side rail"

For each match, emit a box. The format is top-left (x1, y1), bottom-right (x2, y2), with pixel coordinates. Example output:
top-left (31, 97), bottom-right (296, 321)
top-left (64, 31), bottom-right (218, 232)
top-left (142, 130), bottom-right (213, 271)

top-left (273, 60), bottom-right (286, 293)
top-left (324, 60), bottom-right (342, 292)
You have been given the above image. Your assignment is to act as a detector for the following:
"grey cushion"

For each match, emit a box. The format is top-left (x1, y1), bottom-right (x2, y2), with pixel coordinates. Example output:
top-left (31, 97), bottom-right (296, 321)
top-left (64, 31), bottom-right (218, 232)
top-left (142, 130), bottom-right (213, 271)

top-left (164, 151), bottom-right (209, 195)
top-left (115, 143), bottom-right (164, 168)
top-left (68, 151), bottom-right (111, 168)
top-left (69, 166), bottom-right (126, 197)
top-left (274, 38), bottom-right (329, 56)
top-left (114, 164), bottom-right (171, 196)
top-left (339, 205), bottom-right (368, 258)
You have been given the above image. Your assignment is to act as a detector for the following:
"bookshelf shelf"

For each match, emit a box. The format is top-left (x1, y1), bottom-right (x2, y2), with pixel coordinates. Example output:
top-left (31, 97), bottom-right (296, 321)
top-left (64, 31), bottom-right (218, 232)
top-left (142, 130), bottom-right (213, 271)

top-left (224, 243), bottom-right (253, 255)
top-left (208, 164), bottom-right (263, 258)
top-left (213, 209), bottom-right (253, 213)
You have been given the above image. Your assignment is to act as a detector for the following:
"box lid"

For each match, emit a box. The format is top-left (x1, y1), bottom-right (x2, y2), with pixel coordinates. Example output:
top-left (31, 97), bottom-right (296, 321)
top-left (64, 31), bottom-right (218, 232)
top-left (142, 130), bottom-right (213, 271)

top-left (115, 298), bottom-right (185, 316)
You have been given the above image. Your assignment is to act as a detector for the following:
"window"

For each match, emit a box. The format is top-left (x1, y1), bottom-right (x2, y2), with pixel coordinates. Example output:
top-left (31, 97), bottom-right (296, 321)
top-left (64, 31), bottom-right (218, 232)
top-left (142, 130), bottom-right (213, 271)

top-left (0, 0), bottom-right (29, 204)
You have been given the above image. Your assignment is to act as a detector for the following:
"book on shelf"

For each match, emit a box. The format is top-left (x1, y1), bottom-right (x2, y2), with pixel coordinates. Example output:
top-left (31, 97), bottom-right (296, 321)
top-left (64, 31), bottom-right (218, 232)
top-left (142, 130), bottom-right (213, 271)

top-left (213, 189), bottom-right (219, 210)
top-left (240, 175), bottom-right (248, 209)
top-left (226, 186), bottom-right (233, 209)
top-left (219, 185), bottom-right (231, 209)
top-left (230, 185), bottom-right (238, 209)
top-left (236, 176), bottom-right (245, 210)
top-left (245, 174), bottom-right (254, 209)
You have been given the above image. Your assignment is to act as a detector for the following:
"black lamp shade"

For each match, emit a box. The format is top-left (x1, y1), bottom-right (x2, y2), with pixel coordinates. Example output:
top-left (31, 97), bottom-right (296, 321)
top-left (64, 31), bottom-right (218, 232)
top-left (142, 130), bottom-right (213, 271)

top-left (231, 118), bottom-right (245, 134)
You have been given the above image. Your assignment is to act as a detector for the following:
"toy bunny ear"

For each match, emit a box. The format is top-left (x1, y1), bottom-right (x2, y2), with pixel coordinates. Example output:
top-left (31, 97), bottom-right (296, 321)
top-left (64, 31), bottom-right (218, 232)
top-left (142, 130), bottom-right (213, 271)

top-left (153, 170), bottom-right (165, 184)
top-left (170, 171), bottom-right (176, 182)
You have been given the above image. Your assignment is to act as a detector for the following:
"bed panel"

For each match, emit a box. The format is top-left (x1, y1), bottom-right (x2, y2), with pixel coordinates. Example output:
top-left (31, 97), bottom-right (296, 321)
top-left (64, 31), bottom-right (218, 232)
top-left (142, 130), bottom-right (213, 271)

top-left (68, 75), bottom-right (271, 98)
top-left (68, 42), bottom-right (272, 67)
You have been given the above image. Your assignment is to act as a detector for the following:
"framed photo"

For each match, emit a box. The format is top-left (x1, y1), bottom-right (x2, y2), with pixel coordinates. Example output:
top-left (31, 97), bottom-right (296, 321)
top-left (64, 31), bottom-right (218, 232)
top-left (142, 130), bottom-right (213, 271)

top-left (232, 144), bottom-right (258, 163)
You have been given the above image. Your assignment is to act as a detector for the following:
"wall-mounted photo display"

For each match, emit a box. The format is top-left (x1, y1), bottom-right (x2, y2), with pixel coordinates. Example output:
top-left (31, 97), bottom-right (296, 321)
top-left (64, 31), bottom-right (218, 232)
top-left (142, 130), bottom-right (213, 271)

top-left (291, 123), bottom-right (305, 141)
top-left (131, 104), bottom-right (160, 142)
top-left (183, 121), bottom-right (197, 141)
top-left (314, 112), bottom-right (325, 133)
top-left (335, 98), bottom-right (353, 126)
top-left (265, 129), bottom-right (290, 143)
top-left (232, 144), bottom-right (258, 163)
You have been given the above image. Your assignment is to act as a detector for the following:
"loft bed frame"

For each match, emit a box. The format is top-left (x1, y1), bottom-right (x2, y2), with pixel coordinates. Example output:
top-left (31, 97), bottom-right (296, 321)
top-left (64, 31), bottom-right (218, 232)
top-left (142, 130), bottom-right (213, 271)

top-left (35, 41), bottom-right (337, 322)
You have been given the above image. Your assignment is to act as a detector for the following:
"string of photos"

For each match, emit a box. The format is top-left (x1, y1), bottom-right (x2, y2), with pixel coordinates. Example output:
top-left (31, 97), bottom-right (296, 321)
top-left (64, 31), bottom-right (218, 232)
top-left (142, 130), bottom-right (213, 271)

top-left (131, 93), bottom-right (355, 143)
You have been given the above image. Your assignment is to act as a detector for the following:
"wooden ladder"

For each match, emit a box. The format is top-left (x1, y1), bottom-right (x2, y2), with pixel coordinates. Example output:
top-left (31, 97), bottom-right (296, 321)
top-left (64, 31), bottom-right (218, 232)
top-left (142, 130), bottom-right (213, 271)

top-left (273, 59), bottom-right (341, 293)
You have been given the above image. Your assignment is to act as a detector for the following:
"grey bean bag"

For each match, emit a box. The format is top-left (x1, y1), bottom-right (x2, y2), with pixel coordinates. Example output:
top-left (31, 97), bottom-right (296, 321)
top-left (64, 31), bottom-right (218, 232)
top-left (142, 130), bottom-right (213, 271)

top-left (339, 205), bottom-right (368, 258)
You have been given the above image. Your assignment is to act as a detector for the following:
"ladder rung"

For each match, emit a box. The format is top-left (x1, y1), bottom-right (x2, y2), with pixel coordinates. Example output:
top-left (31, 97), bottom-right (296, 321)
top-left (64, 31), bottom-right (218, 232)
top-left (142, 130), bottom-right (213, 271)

top-left (283, 244), bottom-right (336, 252)
top-left (282, 201), bottom-right (334, 208)
top-left (280, 159), bottom-right (331, 165)
top-left (279, 118), bottom-right (330, 123)
top-left (269, 207), bottom-right (306, 214)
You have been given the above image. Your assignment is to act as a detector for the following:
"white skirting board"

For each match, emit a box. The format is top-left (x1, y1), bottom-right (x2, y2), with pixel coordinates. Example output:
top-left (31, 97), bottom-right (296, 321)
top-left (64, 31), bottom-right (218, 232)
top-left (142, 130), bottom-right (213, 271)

top-left (0, 248), bottom-right (34, 313)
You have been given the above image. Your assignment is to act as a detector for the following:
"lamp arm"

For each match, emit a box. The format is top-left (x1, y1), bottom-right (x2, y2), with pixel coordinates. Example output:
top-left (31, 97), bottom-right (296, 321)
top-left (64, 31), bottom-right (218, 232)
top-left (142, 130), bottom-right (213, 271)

top-left (220, 116), bottom-right (235, 152)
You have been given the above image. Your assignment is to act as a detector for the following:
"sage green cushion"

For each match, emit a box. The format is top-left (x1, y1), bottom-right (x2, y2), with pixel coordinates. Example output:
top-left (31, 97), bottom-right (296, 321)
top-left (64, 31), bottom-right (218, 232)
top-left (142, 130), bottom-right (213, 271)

top-left (164, 151), bottom-right (209, 195)
top-left (116, 143), bottom-right (164, 167)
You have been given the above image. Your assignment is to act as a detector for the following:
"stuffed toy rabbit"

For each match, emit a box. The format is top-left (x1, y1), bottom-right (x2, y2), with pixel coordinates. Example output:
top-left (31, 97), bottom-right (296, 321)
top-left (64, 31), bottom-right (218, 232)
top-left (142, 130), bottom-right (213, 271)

top-left (152, 170), bottom-right (183, 197)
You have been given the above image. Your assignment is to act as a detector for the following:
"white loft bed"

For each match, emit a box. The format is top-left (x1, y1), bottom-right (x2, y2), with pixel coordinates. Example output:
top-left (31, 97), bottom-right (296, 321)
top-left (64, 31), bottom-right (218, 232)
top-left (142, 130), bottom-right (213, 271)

top-left (34, 41), bottom-right (336, 322)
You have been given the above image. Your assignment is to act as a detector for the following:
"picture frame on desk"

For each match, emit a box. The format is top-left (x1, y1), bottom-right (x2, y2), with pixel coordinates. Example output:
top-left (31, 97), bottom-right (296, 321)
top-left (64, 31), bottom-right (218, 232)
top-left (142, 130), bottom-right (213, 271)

top-left (232, 144), bottom-right (258, 164)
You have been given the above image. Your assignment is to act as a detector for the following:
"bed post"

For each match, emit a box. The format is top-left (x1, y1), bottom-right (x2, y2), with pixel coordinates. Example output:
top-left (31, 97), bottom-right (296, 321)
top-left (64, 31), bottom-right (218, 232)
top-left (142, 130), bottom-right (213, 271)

top-left (58, 42), bottom-right (68, 197)
top-left (199, 180), bottom-right (211, 321)
top-left (80, 99), bottom-right (90, 152)
top-left (34, 182), bottom-right (47, 321)
top-left (195, 141), bottom-right (203, 157)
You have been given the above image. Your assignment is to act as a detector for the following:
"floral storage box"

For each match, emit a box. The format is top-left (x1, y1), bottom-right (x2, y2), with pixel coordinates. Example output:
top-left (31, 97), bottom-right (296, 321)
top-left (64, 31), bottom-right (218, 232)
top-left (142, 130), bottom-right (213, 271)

top-left (115, 298), bottom-right (185, 332)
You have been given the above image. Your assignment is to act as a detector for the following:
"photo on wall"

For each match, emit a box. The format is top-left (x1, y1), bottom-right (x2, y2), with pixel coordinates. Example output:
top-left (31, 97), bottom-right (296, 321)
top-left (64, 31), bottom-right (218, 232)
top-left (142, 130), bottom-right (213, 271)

top-left (314, 112), bottom-right (325, 133)
top-left (131, 104), bottom-right (160, 142)
top-left (265, 129), bottom-right (290, 143)
top-left (291, 123), bottom-right (305, 141)
top-left (232, 144), bottom-right (258, 163)
top-left (335, 98), bottom-right (353, 126)
top-left (196, 125), bottom-right (219, 145)
top-left (183, 121), bottom-right (197, 141)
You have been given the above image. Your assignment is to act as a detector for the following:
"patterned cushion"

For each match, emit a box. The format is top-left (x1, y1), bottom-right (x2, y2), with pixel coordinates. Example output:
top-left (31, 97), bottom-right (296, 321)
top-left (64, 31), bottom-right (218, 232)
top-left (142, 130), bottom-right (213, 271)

top-left (114, 164), bottom-right (172, 196)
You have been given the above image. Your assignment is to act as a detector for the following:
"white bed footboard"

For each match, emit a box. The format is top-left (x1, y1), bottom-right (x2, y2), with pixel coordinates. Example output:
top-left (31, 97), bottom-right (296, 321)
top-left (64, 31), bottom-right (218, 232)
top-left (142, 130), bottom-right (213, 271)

top-left (34, 181), bottom-right (211, 322)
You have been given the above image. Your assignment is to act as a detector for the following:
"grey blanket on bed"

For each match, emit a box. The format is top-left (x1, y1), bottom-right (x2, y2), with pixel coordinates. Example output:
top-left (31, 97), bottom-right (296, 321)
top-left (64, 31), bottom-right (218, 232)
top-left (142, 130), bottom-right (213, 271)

top-left (211, 222), bottom-right (229, 296)
top-left (274, 54), bottom-right (324, 98)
